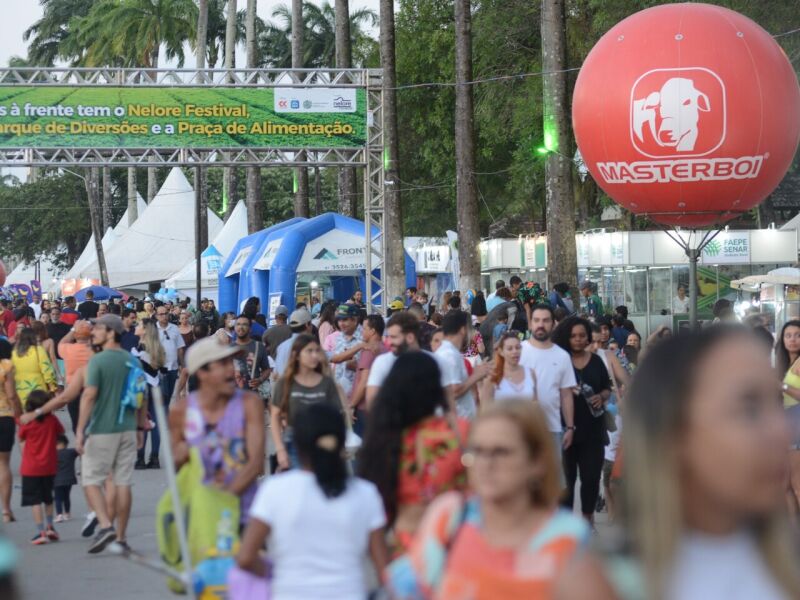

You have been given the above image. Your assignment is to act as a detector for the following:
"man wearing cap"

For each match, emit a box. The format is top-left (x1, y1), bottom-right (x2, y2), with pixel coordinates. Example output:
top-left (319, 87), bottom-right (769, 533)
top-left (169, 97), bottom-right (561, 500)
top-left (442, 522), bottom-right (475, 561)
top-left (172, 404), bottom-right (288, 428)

top-left (580, 281), bottom-right (604, 319)
top-left (231, 315), bottom-right (272, 393)
top-left (264, 305), bottom-right (292, 360)
top-left (75, 315), bottom-right (148, 554)
top-left (274, 308), bottom-right (314, 378)
top-left (328, 304), bottom-right (364, 398)
top-left (57, 320), bottom-right (95, 433)
top-left (387, 299), bottom-right (405, 316)
top-left (168, 337), bottom-right (264, 528)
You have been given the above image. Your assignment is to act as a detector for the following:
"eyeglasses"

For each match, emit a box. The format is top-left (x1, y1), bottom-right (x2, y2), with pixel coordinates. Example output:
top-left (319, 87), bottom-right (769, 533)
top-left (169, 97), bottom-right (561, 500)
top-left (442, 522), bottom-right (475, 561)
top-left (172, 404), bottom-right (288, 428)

top-left (462, 444), bottom-right (518, 466)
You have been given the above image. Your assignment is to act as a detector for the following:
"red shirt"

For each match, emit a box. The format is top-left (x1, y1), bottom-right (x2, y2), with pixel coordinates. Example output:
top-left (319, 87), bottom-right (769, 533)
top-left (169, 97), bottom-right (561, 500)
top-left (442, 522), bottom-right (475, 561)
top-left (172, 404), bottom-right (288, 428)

top-left (60, 309), bottom-right (79, 326)
top-left (19, 415), bottom-right (64, 476)
top-left (0, 310), bottom-right (12, 336)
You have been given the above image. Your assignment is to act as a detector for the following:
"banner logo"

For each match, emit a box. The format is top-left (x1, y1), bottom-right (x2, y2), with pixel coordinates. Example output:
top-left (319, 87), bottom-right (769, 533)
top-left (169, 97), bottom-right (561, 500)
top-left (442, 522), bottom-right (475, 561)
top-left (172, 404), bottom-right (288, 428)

top-left (313, 248), bottom-right (338, 260)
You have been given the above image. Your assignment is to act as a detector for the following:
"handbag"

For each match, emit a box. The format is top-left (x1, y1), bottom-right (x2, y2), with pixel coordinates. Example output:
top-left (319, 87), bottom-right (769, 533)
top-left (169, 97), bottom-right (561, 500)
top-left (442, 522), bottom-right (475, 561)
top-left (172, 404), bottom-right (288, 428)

top-left (227, 557), bottom-right (272, 600)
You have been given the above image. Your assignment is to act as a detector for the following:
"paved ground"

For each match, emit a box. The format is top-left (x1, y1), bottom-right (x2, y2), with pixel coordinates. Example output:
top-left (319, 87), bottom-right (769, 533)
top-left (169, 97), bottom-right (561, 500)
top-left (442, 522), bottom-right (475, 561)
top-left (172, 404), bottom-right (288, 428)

top-left (3, 410), bottom-right (607, 598)
top-left (5, 411), bottom-right (179, 599)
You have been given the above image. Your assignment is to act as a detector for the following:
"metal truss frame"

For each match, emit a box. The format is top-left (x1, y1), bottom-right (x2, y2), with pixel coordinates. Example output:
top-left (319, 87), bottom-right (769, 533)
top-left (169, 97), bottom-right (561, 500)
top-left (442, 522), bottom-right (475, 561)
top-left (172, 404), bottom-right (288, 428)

top-left (0, 67), bottom-right (387, 313)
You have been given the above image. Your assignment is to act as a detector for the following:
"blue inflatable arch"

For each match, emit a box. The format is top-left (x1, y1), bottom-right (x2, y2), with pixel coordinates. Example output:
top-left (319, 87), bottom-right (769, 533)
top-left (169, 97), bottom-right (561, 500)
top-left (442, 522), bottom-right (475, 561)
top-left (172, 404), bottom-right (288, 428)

top-left (227, 212), bottom-right (416, 313)
top-left (218, 218), bottom-right (305, 313)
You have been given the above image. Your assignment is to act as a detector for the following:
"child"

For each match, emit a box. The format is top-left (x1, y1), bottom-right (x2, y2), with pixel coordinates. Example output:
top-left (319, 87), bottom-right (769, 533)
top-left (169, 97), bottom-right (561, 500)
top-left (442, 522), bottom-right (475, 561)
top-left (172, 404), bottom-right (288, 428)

top-left (54, 434), bottom-right (78, 523)
top-left (18, 390), bottom-right (63, 545)
top-left (492, 310), bottom-right (509, 347)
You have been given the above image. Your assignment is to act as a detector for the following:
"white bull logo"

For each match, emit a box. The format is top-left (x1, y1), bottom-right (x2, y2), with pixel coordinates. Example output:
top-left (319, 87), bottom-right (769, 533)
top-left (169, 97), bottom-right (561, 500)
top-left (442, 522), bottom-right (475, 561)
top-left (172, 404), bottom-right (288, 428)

top-left (633, 77), bottom-right (710, 152)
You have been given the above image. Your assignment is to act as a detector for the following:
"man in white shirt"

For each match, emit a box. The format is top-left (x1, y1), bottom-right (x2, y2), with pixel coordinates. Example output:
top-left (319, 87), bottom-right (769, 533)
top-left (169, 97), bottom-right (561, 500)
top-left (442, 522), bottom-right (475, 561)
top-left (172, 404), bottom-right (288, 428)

top-left (366, 312), bottom-right (447, 408)
top-left (519, 304), bottom-right (576, 454)
top-left (273, 308), bottom-right (313, 378)
top-left (435, 311), bottom-right (490, 419)
top-left (155, 304), bottom-right (185, 405)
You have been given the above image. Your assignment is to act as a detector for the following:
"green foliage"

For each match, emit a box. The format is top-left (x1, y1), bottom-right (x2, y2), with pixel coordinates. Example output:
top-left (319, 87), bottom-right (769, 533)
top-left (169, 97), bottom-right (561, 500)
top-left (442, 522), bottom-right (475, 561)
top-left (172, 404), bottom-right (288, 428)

top-left (0, 173), bottom-right (92, 269)
top-left (258, 2), bottom-right (378, 68)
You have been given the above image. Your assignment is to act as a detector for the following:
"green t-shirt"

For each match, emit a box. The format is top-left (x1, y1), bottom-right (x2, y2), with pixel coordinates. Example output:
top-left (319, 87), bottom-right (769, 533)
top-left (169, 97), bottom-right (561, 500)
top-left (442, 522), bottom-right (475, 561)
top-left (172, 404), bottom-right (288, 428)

top-left (85, 349), bottom-right (141, 435)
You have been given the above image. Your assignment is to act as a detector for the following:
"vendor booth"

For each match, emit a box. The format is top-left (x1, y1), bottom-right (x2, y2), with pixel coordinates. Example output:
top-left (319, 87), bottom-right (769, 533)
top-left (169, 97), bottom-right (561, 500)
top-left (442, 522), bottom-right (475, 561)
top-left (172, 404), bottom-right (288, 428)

top-left (220, 212), bottom-right (416, 318)
top-left (731, 267), bottom-right (800, 331)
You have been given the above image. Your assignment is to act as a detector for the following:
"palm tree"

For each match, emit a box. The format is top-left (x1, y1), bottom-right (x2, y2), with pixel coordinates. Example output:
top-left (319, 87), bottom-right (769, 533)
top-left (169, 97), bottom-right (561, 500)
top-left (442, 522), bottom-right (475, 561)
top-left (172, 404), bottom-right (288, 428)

top-left (380, 0), bottom-right (405, 300)
top-left (259, 2), bottom-right (376, 69)
top-left (73, 0), bottom-right (197, 69)
top-left (245, 0), bottom-right (263, 233)
top-left (23, 0), bottom-right (94, 66)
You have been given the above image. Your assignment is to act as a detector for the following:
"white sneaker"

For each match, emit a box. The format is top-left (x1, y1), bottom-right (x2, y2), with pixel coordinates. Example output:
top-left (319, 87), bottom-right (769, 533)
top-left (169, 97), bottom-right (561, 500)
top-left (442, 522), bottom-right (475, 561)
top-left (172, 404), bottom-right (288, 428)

top-left (54, 514), bottom-right (65, 523)
top-left (81, 512), bottom-right (98, 538)
top-left (64, 512), bottom-right (71, 521)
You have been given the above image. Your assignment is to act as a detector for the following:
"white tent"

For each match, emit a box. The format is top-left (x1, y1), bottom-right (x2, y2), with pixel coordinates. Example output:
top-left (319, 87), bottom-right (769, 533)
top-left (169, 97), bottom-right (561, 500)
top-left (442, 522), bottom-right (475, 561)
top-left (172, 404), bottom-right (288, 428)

top-left (165, 200), bottom-right (248, 299)
top-left (781, 212), bottom-right (800, 250)
top-left (81, 168), bottom-right (223, 287)
top-left (66, 193), bottom-right (147, 280)
top-left (6, 252), bottom-right (65, 293)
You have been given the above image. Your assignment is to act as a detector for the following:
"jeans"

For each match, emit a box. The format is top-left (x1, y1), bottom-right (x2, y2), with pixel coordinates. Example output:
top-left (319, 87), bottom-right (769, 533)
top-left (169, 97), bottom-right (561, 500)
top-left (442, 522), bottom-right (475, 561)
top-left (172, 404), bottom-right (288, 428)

top-left (54, 485), bottom-right (72, 514)
top-left (138, 374), bottom-right (174, 463)
top-left (68, 399), bottom-right (80, 435)
top-left (561, 440), bottom-right (605, 517)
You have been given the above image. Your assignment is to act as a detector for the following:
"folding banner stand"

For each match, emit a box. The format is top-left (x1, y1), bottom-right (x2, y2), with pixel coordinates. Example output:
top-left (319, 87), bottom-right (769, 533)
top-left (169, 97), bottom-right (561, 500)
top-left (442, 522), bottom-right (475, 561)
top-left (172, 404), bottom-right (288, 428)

top-left (0, 66), bottom-right (388, 586)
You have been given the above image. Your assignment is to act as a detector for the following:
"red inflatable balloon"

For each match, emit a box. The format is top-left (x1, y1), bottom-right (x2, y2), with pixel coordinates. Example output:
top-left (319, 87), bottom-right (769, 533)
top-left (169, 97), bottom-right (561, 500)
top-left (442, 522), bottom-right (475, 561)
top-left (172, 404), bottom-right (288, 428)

top-left (573, 3), bottom-right (800, 227)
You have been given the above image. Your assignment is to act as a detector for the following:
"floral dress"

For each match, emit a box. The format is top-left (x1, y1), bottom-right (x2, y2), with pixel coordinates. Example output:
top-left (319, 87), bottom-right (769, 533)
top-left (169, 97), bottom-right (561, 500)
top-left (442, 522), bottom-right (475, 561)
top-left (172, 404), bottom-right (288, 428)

top-left (393, 416), bottom-right (469, 553)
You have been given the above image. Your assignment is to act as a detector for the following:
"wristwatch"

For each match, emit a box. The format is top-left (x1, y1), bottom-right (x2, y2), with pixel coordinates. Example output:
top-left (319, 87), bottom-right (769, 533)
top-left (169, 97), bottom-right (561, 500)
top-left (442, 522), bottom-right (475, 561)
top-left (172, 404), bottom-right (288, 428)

top-left (565, 426), bottom-right (576, 431)
top-left (34, 408), bottom-right (43, 417)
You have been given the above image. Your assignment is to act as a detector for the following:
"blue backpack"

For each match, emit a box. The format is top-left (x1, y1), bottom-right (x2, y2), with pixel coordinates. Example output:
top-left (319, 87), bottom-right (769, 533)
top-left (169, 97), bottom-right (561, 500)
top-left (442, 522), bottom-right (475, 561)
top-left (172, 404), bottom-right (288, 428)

top-left (118, 358), bottom-right (147, 423)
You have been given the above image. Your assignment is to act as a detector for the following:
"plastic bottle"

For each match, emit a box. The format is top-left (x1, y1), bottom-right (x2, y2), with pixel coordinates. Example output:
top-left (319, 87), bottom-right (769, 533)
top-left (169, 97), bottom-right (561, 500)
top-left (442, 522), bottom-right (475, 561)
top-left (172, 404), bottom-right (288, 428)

top-left (216, 509), bottom-right (234, 554)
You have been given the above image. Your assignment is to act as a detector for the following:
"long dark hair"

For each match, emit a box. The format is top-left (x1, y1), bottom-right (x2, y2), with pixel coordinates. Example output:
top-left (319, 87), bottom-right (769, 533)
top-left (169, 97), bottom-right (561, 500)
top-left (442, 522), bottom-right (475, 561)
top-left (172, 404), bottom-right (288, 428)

top-left (293, 403), bottom-right (348, 498)
top-left (242, 296), bottom-right (260, 319)
top-left (318, 301), bottom-right (338, 328)
top-left (15, 328), bottom-right (38, 357)
top-left (280, 334), bottom-right (322, 418)
top-left (552, 316), bottom-right (593, 354)
top-left (776, 320), bottom-right (800, 375)
top-left (358, 352), bottom-right (448, 524)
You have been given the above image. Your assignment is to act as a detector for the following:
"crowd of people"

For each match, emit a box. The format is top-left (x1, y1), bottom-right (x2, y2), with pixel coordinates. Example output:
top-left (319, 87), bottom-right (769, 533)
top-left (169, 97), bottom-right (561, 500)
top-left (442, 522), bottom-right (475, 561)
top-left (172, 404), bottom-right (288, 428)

top-left (0, 279), bottom-right (798, 600)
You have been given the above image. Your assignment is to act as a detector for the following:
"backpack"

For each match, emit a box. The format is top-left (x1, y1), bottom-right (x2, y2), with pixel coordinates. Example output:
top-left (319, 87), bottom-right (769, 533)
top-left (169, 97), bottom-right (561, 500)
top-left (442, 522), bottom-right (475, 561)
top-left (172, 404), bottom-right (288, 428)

top-left (118, 358), bottom-right (147, 424)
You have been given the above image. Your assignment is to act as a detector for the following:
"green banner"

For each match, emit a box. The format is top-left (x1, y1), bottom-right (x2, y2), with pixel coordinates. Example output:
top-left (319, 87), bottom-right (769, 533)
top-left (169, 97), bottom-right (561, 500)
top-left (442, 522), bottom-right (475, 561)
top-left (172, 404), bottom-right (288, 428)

top-left (0, 86), bottom-right (367, 148)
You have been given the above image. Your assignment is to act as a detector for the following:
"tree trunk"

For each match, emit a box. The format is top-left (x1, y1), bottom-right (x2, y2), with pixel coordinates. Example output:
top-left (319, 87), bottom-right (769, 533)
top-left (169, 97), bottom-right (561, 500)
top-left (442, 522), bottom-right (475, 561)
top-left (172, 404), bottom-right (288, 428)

top-left (245, 0), bottom-right (263, 231)
top-left (85, 168), bottom-right (109, 286)
top-left (197, 0), bottom-right (209, 71)
top-left (380, 0), bottom-right (405, 300)
top-left (453, 0), bottom-right (480, 293)
top-left (102, 166), bottom-right (112, 232)
top-left (222, 0), bottom-right (237, 217)
top-left (127, 167), bottom-right (138, 225)
top-left (541, 0), bottom-right (577, 290)
top-left (147, 50), bottom-right (160, 202)
top-left (336, 0), bottom-right (357, 216)
top-left (292, 0), bottom-right (310, 217)
top-left (195, 168), bottom-right (209, 250)
top-left (147, 160), bottom-right (158, 202)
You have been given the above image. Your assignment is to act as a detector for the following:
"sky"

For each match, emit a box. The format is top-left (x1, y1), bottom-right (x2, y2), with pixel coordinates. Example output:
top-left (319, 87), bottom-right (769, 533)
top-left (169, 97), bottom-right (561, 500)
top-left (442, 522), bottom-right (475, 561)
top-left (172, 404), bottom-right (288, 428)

top-left (0, 0), bottom-right (381, 67)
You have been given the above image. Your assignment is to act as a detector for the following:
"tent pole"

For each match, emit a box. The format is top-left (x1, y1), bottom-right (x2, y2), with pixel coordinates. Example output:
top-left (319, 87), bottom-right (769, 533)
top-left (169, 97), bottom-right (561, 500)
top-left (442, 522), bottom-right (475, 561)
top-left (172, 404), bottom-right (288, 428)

top-left (195, 167), bottom-right (202, 309)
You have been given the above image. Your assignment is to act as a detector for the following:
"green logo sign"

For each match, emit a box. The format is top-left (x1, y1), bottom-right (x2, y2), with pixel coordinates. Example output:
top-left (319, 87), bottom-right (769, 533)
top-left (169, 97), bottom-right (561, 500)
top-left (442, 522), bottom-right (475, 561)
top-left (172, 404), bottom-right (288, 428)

top-left (703, 240), bottom-right (722, 257)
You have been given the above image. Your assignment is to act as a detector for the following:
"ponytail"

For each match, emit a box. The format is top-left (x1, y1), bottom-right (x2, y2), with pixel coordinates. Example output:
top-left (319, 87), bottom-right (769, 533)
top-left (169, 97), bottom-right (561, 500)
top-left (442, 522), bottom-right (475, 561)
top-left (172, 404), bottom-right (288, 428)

top-left (293, 403), bottom-right (348, 498)
top-left (308, 436), bottom-right (348, 498)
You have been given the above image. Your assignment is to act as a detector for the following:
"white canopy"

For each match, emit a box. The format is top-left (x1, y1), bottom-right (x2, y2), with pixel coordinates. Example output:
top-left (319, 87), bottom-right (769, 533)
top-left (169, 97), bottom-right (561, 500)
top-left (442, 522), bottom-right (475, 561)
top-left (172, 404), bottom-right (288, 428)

top-left (81, 168), bottom-right (223, 287)
top-left (66, 193), bottom-right (147, 280)
top-left (165, 200), bottom-right (248, 293)
top-left (781, 212), bottom-right (800, 250)
top-left (6, 251), bottom-right (65, 293)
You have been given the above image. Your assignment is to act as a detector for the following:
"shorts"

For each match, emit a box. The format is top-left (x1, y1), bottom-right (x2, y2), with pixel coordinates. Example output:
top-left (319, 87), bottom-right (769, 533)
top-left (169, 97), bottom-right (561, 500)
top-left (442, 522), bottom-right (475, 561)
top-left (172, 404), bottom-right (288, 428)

top-left (22, 475), bottom-right (55, 506)
top-left (603, 459), bottom-right (615, 488)
top-left (786, 405), bottom-right (800, 450)
top-left (0, 416), bottom-right (15, 453)
top-left (82, 431), bottom-right (137, 487)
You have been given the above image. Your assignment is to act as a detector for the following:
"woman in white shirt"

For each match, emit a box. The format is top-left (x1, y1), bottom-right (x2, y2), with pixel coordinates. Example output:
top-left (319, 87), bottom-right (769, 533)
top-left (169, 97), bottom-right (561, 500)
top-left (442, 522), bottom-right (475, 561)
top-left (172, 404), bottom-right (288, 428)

top-left (481, 332), bottom-right (537, 405)
top-left (237, 402), bottom-right (389, 600)
top-left (557, 326), bottom-right (800, 600)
